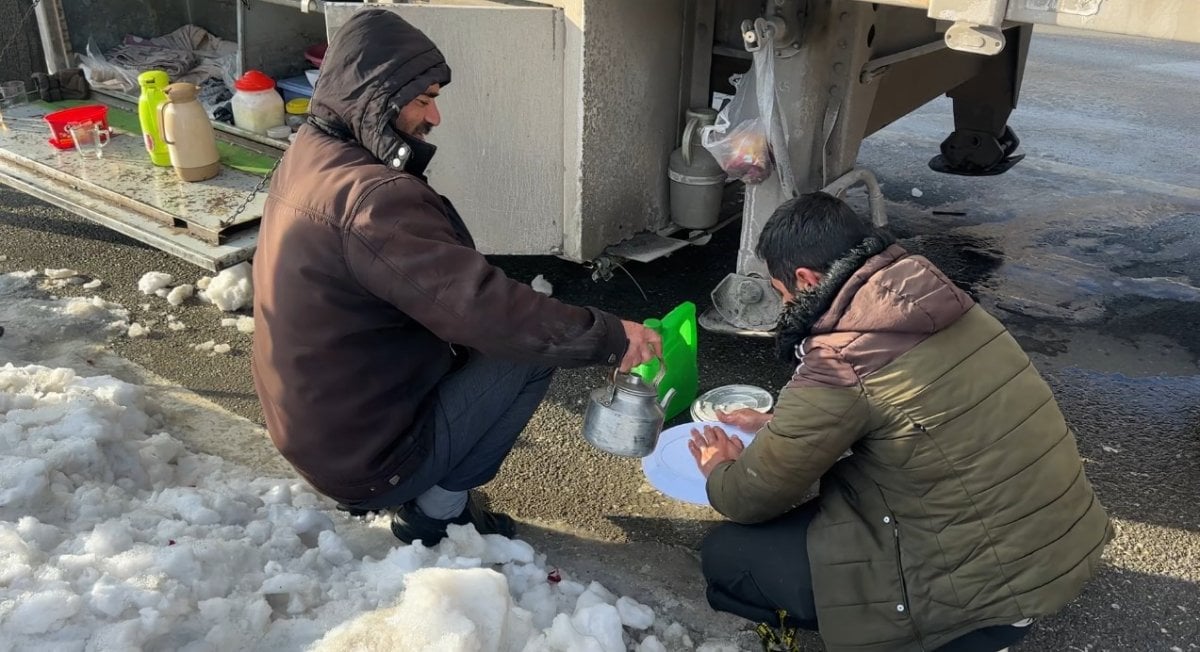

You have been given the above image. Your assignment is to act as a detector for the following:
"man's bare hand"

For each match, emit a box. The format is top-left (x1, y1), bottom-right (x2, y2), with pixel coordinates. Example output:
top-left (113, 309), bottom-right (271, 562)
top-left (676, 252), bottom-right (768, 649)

top-left (717, 407), bottom-right (773, 433)
top-left (688, 425), bottom-right (746, 478)
top-left (619, 321), bottom-right (662, 372)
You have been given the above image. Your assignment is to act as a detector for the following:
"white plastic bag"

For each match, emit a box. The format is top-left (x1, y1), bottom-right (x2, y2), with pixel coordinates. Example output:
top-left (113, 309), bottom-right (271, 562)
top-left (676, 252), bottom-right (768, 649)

top-left (77, 38), bottom-right (139, 93)
top-left (702, 66), bottom-right (771, 183)
top-left (701, 35), bottom-right (790, 187)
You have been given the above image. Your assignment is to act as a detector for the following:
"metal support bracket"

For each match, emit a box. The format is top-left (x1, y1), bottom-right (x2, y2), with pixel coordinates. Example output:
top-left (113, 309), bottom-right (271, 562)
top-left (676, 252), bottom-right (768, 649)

top-left (821, 168), bottom-right (889, 228)
top-left (929, 0), bottom-right (1010, 55)
top-left (742, 0), bottom-right (805, 57)
top-left (702, 166), bottom-right (890, 337)
top-left (703, 273), bottom-right (782, 335)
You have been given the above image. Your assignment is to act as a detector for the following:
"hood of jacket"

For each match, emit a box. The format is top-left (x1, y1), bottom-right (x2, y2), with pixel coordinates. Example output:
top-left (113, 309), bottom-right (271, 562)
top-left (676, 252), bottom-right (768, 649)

top-left (775, 236), bottom-right (974, 360)
top-left (308, 9), bottom-right (451, 174)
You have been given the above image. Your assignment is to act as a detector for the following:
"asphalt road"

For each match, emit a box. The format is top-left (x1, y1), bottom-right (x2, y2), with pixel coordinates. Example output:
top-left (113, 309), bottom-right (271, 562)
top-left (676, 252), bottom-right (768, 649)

top-left (2, 27), bottom-right (1198, 652)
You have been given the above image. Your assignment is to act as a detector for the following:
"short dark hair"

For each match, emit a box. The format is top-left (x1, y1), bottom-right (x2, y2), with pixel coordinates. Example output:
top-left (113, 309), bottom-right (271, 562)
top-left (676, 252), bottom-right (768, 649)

top-left (755, 191), bottom-right (881, 285)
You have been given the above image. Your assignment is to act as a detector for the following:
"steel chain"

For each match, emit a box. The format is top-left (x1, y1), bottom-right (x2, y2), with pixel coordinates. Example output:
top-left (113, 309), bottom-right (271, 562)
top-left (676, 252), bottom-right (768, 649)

top-left (220, 152), bottom-right (282, 228)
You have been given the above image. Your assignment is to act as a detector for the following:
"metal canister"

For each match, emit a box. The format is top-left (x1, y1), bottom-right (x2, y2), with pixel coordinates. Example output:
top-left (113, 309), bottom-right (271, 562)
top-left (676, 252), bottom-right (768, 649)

top-left (668, 108), bottom-right (726, 230)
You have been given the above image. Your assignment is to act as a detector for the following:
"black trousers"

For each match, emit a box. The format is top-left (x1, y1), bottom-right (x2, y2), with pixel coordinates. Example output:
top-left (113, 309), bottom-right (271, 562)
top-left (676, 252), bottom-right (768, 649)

top-left (700, 502), bottom-right (1031, 652)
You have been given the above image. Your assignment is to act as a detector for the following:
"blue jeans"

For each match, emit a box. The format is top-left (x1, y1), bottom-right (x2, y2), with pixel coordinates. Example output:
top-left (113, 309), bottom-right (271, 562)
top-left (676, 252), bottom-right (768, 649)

top-left (351, 354), bottom-right (554, 510)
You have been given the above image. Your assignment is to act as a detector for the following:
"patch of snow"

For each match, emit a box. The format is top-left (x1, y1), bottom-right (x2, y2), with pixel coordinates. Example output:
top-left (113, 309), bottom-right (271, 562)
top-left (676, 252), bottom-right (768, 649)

top-left (531, 275), bottom-right (553, 297)
top-left (0, 362), bottom-right (717, 650)
top-left (911, 187), bottom-right (924, 198)
top-left (201, 263), bottom-right (253, 312)
top-left (166, 284), bottom-right (194, 307)
top-left (126, 323), bottom-right (149, 338)
top-left (213, 343), bottom-right (232, 355)
top-left (617, 596), bottom-right (655, 630)
top-left (0, 279), bottom-right (726, 650)
top-left (236, 316), bottom-right (255, 334)
top-left (193, 340), bottom-right (216, 352)
top-left (221, 318), bottom-right (238, 327)
top-left (82, 279), bottom-right (104, 290)
top-left (196, 276), bottom-right (212, 291)
top-left (137, 272), bottom-right (174, 296)
top-left (44, 268), bottom-right (79, 280)
top-left (168, 322), bottom-right (188, 332)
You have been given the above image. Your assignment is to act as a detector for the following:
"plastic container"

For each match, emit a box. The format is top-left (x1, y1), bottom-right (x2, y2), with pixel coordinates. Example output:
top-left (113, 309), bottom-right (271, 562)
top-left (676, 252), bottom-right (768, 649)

top-left (44, 104), bottom-right (108, 150)
top-left (690, 385), bottom-right (773, 423)
top-left (285, 98), bottom-right (309, 129)
top-left (137, 70), bottom-right (172, 167)
top-left (266, 125), bottom-right (292, 140)
top-left (277, 75), bottom-right (314, 102)
top-left (632, 301), bottom-right (699, 421)
top-left (232, 70), bottom-right (285, 136)
top-left (305, 42), bottom-right (327, 68)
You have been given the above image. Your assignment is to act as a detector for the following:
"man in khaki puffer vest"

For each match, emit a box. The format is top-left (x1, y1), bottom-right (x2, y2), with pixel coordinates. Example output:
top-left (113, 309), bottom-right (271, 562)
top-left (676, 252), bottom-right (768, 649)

top-left (690, 192), bottom-right (1113, 651)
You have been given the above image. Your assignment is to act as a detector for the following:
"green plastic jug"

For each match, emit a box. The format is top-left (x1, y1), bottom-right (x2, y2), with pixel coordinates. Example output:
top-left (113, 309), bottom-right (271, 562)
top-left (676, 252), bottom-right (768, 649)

top-left (137, 70), bottom-right (172, 167)
top-left (633, 301), bottom-right (698, 421)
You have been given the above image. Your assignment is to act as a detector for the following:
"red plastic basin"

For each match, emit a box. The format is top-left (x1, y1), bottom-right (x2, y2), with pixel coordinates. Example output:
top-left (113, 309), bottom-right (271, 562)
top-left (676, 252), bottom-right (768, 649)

top-left (44, 104), bottom-right (109, 150)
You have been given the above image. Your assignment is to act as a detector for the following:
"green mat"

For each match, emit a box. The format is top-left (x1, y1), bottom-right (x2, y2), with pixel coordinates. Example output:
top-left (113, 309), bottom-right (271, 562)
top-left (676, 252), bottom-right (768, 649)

top-left (39, 100), bottom-right (279, 176)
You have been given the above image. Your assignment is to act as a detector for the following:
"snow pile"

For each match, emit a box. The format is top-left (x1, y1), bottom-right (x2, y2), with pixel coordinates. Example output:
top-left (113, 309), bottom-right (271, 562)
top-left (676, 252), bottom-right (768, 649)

top-left (191, 340), bottom-right (232, 355)
top-left (137, 272), bottom-right (174, 296)
top-left (44, 268), bottom-right (80, 280)
top-left (166, 284), bottom-right (194, 307)
top-left (0, 364), bottom-right (717, 650)
top-left (221, 316), bottom-right (255, 334)
top-left (200, 262), bottom-right (253, 312)
top-left (531, 275), bottom-right (553, 297)
top-left (0, 274), bottom-right (130, 351)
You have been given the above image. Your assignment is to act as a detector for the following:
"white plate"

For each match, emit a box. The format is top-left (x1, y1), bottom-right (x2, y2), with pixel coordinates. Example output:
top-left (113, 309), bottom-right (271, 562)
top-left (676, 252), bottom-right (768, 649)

top-left (690, 384), bottom-right (774, 423)
top-left (642, 421), bottom-right (755, 506)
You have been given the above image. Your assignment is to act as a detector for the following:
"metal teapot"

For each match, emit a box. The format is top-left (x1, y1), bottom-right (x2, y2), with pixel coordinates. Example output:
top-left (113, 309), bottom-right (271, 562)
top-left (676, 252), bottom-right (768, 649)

top-left (582, 362), bottom-right (676, 458)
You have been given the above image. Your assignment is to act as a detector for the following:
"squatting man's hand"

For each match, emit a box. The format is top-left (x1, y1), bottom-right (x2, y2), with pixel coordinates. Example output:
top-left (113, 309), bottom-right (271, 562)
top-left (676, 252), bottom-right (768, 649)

top-left (689, 424), bottom-right (745, 478)
top-left (619, 320), bottom-right (663, 372)
top-left (716, 407), bottom-right (773, 432)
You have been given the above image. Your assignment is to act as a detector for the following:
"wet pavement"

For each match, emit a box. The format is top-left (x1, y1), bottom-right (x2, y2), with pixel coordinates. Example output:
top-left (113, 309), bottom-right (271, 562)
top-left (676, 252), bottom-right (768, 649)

top-left (2, 26), bottom-right (1199, 652)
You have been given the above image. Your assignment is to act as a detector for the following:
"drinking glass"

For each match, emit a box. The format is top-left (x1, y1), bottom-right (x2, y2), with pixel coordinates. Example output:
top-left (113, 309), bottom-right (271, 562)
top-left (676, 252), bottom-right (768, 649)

top-left (67, 121), bottom-right (112, 159)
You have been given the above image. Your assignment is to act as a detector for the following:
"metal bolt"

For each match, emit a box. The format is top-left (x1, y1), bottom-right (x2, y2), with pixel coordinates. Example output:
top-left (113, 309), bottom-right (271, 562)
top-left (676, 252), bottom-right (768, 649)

top-left (897, 604), bottom-right (906, 613)
top-left (883, 516), bottom-right (891, 524)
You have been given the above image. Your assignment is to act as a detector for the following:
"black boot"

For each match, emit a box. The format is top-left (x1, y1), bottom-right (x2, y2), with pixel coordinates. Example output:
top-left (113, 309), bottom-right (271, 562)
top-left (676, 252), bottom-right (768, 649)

top-left (390, 494), bottom-right (516, 545)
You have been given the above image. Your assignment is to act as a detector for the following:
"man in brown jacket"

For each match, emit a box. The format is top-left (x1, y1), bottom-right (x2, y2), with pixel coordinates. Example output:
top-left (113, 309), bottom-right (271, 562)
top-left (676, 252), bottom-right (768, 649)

top-left (252, 10), bottom-right (660, 546)
top-left (690, 192), bottom-right (1112, 651)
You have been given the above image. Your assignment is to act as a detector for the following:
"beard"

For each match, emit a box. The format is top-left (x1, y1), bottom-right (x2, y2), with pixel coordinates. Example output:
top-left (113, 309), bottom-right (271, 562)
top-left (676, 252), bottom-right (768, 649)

top-left (411, 121), bottom-right (434, 139)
